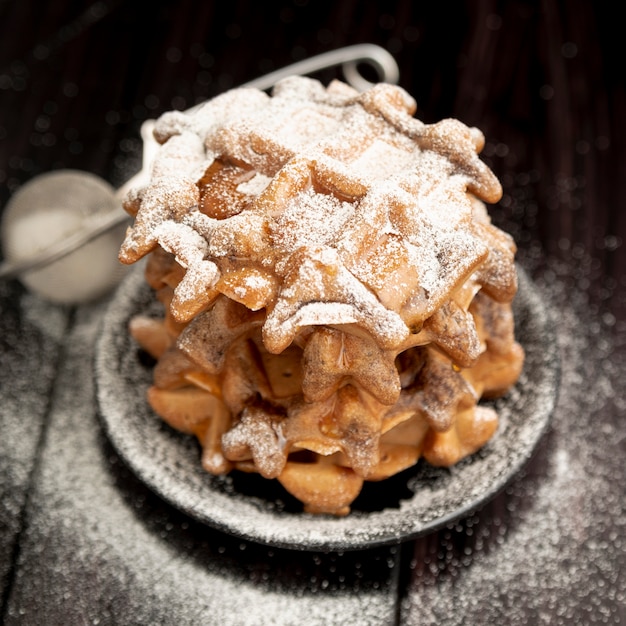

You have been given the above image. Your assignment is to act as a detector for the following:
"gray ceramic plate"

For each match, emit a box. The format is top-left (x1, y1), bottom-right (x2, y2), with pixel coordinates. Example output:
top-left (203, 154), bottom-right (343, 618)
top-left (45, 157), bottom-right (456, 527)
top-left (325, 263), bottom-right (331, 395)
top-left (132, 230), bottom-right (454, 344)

top-left (95, 265), bottom-right (559, 551)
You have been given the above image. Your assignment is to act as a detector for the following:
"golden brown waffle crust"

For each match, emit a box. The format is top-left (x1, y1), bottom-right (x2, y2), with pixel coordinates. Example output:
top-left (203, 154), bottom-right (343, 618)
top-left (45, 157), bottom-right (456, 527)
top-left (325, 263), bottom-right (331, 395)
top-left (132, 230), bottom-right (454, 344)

top-left (121, 77), bottom-right (524, 515)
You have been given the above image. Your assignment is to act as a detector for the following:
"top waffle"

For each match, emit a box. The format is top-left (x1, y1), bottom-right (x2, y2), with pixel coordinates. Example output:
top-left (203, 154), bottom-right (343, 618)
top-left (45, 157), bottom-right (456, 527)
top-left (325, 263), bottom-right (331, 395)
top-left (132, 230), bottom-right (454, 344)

top-left (119, 77), bottom-right (516, 360)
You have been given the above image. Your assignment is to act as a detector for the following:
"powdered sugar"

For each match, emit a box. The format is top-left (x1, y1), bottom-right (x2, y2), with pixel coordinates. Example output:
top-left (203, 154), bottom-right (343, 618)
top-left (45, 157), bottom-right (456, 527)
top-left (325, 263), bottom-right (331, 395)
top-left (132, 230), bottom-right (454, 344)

top-left (236, 172), bottom-right (272, 197)
top-left (0, 283), bottom-right (68, 601)
top-left (398, 254), bottom-right (625, 625)
top-left (120, 77), bottom-right (510, 358)
top-left (4, 301), bottom-right (399, 625)
top-left (269, 186), bottom-right (355, 254)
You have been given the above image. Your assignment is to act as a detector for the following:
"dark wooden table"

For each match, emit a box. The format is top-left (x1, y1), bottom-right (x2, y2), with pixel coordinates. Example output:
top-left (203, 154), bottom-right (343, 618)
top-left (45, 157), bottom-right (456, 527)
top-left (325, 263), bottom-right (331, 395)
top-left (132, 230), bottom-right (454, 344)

top-left (1, 2), bottom-right (624, 624)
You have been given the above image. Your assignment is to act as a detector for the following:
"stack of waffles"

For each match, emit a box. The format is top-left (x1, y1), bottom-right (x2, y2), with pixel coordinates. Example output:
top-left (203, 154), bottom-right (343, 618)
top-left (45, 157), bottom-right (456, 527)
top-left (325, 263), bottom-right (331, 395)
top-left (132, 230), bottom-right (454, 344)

top-left (119, 77), bottom-right (524, 515)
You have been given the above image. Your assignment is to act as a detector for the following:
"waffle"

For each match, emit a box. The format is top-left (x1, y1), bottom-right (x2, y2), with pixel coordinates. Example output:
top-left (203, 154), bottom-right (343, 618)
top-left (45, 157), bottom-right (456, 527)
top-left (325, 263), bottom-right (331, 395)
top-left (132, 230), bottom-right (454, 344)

top-left (120, 77), bottom-right (524, 515)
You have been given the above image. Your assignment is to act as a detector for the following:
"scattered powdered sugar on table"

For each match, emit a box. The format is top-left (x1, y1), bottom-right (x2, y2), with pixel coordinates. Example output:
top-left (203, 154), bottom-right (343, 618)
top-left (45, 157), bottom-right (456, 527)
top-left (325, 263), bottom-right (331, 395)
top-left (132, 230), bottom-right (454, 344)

top-left (4, 303), bottom-right (400, 625)
top-left (0, 281), bottom-right (68, 595)
top-left (399, 253), bottom-right (625, 625)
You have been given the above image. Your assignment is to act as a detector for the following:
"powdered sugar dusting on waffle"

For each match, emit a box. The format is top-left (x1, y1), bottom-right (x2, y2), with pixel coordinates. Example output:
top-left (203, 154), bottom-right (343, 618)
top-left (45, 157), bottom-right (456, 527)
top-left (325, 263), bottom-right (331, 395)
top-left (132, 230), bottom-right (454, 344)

top-left (269, 186), bottom-right (355, 254)
top-left (119, 76), bottom-right (510, 355)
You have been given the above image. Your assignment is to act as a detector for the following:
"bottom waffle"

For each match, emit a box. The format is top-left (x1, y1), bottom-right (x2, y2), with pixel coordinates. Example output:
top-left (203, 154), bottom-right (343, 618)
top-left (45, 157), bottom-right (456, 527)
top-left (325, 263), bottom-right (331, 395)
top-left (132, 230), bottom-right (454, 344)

top-left (130, 259), bottom-right (524, 516)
